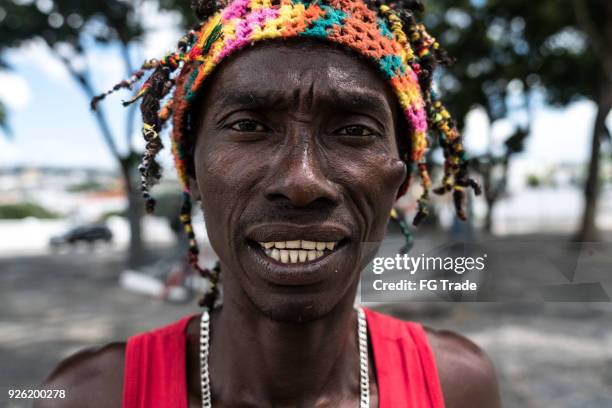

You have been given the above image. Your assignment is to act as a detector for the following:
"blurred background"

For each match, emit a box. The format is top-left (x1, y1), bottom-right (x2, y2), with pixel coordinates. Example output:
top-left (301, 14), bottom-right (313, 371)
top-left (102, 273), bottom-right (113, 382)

top-left (0, 0), bottom-right (611, 407)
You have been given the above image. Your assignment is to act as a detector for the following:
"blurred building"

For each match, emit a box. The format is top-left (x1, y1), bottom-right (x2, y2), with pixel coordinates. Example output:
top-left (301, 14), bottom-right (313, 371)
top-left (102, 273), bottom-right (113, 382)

top-left (0, 166), bottom-right (124, 220)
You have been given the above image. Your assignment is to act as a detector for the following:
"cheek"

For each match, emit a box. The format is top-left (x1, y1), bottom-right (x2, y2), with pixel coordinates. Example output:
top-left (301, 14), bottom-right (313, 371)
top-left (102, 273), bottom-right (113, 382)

top-left (331, 148), bottom-right (406, 237)
top-left (195, 141), bottom-right (264, 200)
top-left (334, 149), bottom-right (406, 202)
top-left (194, 141), bottom-right (266, 247)
top-left (372, 156), bottom-right (407, 197)
top-left (368, 155), bottom-right (407, 225)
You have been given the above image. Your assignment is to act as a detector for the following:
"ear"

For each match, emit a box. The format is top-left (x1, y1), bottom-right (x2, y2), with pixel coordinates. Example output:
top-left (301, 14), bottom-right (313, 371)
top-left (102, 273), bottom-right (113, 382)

top-left (397, 172), bottom-right (411, 199)
top-left (188, 176), bottom-right (202, 202)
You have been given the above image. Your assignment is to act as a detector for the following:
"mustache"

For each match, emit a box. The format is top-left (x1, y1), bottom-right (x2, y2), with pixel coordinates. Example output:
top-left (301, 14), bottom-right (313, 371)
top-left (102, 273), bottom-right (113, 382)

top-left (240, 206), bottom-right (350, 229)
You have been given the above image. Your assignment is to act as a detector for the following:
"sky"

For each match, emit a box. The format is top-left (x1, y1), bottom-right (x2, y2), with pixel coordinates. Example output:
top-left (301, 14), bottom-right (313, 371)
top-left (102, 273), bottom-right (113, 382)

top-left (0, 6), bottom-right (610, 190)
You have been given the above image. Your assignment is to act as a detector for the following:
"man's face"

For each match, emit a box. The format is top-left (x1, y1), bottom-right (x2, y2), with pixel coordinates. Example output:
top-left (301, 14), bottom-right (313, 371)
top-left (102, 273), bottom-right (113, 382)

top-left (190, 42), bottom-right (407, 321)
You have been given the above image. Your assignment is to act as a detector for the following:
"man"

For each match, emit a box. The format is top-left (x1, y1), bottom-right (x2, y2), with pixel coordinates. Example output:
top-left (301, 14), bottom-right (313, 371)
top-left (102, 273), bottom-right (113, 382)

top-left (38, 0), bottom-right (500, 406)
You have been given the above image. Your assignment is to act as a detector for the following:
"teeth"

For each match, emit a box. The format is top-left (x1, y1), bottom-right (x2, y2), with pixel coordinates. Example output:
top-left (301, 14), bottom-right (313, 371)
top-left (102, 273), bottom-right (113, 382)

top-left (258, 239), bottom-right (342, 263)
top-left (258, 240), bottom-right (340, 251)
top-left (286, 240), bottom-right (301, 249)
top-left (263, 248), bottom-right (336, 263)
top-left (301, 240), bottom-right (316, 250)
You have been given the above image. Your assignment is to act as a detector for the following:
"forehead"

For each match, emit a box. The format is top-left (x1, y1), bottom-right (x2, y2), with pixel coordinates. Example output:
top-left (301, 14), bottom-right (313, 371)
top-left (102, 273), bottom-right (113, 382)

top-left (200, 40), bottom-right (398, 113)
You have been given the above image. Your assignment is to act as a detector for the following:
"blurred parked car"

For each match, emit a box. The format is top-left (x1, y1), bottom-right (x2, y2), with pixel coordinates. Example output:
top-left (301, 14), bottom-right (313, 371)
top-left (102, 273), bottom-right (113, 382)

top-left (49, 224), bottom-right (113, 248)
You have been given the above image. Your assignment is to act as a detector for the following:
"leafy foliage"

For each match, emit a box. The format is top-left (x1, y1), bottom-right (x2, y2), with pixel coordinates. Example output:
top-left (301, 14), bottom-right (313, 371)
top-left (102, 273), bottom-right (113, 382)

top-left (0, 202), bottom-right (59, 219)
top-left (0, 0), bottom-right (142, 50)
top-left (0, 0), bottom-right (159, 265)
top-left (423, 0), bottom-right (610, 233)
top-left (425, 0), bottom-right (601, 126)
top-left (0, 100), bottom-right (8, 135)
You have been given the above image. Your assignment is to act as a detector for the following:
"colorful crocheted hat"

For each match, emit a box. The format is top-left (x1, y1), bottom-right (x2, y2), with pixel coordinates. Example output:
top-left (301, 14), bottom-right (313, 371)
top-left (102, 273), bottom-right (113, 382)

top-left (92, 0), bottom-right (481, 301)
top-left (159, 0), bottom-right (431, 193)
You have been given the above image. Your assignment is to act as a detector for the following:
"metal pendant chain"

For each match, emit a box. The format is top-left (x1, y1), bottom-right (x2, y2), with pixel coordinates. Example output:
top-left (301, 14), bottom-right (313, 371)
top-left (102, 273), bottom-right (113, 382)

top-left (199, 307), bottom-right (370, 408)
top-left (200, 310), bottom-right (212, 408)
top-left (356, 307), bottom-right (370, 408)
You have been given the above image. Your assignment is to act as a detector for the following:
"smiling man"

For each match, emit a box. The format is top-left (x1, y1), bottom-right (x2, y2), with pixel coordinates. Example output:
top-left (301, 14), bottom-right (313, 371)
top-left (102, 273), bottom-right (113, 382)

top-left (38, 0), bottom-right (499, 407)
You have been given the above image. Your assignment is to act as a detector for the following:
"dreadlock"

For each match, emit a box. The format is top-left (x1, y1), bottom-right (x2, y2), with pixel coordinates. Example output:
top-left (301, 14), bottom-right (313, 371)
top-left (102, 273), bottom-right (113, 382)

top-left (138, 67), bottom-right (170, 213)
top-left (92, 0), bottom-right (480, 310)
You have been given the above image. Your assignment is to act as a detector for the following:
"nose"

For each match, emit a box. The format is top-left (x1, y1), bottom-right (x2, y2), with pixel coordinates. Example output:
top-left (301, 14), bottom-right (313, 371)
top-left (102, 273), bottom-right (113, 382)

top-left (264, 136), bottom-right (340, 208)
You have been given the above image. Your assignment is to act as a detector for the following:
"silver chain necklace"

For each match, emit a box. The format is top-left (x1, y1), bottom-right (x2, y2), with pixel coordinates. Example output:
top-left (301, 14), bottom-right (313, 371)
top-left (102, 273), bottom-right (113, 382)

top-left (200, 307), bottom-right (370, 408)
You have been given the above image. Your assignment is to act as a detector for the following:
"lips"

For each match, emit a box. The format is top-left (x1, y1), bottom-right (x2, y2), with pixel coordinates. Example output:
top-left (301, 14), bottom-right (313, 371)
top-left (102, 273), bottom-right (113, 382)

top-left (243, 223), bottom-right (351, 286)
top-left (245, 223), bottom-right (350, 244)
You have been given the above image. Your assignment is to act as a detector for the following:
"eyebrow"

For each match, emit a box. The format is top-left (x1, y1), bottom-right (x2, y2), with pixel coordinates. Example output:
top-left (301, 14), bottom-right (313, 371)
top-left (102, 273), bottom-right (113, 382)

top-left (216, 90), bottom-right (288, 111)
top-left (214, 88), bottom-right (393, 119)
top-left (328, 89), bottom-right (392, 118)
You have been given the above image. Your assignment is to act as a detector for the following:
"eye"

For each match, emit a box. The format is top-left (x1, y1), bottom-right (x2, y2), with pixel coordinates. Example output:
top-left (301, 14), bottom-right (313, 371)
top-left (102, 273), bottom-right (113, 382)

top-left (229, 119), bottom-right (267, 132)
top-left (335, 125), bottom-right (377, 137)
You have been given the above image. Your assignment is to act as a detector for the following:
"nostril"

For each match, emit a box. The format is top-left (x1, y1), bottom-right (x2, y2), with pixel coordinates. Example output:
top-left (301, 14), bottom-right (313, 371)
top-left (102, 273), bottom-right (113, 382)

top-left (264, 171), bottom-right (339, 206)
top-left (265, 192), bottom-right (289, 203)
top-left (265, 192), bottom-right (337, 211)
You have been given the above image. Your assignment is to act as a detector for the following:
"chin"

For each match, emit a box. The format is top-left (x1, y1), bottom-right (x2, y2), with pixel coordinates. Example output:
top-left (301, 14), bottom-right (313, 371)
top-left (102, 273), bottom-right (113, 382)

top-left (251, 290), bottom-right (340, 323)
top-left (265, 304), bottom-right (327, 323)
top-left (239, 281), bottom-right (357, 323)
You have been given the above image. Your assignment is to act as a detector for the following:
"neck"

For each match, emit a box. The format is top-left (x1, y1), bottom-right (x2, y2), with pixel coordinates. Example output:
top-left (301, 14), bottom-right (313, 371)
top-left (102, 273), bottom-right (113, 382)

top-left (197, 285), bottom-right (361, 407)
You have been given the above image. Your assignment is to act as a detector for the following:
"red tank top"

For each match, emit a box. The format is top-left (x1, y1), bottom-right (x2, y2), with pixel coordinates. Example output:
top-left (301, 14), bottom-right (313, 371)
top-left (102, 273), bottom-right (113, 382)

top-left (122, 308), bottom-right (445, 407)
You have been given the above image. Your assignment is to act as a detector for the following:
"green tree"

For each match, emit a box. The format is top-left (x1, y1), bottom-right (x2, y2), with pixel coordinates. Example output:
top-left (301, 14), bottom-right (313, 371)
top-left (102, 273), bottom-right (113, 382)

top-left (1, 0), bottom-right (150, 265)
top-left (568, 0), bottom-right (611, 241)
top-left (0, 100), bottom-right (7, 135)
top-left (0, 202), bottom-right (58, 219)
top-left (426, 0), bottom-right (610, 238)
top-left (0, 53), bottom-right (9, 135)
top-left (424, 0), bottom-right (536, 233)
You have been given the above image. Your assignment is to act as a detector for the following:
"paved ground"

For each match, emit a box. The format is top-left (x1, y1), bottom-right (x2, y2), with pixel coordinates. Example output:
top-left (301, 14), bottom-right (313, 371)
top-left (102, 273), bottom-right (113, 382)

top-left (1, 236), bottom-right (611, 407)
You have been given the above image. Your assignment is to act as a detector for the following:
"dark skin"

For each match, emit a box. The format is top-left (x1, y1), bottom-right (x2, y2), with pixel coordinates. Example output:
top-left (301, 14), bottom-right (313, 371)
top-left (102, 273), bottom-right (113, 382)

top-left (36, 42), bottom-right (501, 408)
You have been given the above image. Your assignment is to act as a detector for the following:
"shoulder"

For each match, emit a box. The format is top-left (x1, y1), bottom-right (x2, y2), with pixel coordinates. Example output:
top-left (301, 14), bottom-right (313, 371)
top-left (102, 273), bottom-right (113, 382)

top-left (34, 342), bottom-right (126, 408)
top-left (424, 327), bottom-right (501, 408)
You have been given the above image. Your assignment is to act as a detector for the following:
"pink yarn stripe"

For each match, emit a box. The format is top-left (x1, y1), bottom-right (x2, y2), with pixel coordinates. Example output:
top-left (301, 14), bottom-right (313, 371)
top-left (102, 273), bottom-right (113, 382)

top-left (219, 8), bottom-right (279, 59)
top-left (222, 0), bottom-right (251, 20)
top-left (406, 107), bottom-right (427, 133)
